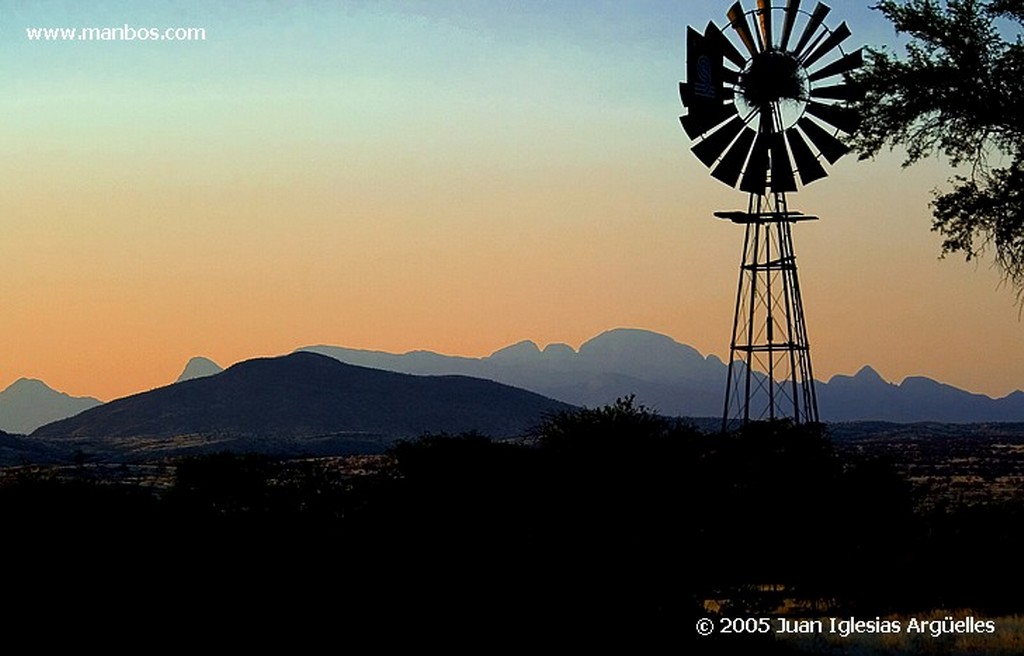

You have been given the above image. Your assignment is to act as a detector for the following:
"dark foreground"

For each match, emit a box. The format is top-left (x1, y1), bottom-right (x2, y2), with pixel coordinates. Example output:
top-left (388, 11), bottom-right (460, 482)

top-left (3, 402), bottom-right (1024, 651)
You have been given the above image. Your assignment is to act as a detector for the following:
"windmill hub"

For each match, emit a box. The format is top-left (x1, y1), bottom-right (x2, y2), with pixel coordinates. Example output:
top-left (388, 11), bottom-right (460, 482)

top-left (739, 51), bottom-right (807, 107)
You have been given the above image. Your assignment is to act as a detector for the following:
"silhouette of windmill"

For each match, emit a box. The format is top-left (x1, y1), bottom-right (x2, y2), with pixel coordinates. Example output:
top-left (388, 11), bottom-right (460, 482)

top-left (679, 1), bottom-right (862, 430)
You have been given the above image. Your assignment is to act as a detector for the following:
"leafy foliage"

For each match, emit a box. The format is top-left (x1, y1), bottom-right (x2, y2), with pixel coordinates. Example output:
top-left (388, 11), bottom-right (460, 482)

top-left (852, 0), bottom-right (1024, 295)
top-left (528, 394), bottom-right (681, 452)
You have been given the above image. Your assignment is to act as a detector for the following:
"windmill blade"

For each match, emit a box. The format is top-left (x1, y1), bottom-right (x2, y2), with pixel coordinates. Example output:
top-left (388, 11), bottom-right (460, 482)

top-left (757, 0), bottom-right (772, 50)
top-left (692, 115), bottom-right (747, 167)
top-left (727, 2), bottom-right (759, 57)
top-left (797, 116), bottom-right (849, 163)
top-left (712, 127), bottom-right (756, 187)
top-left (810, 82), bottom-right (864, 102)
top-left (706, 21), bottom-right (747, 69)
top-left (680, 103), bottom-right (737, 139)
top-left (808, 48), bottom-right (863, 81)
top-left (770, 132), bottom-right (797, 192)
top-left (785, 127), bottom-right (829, 185)
top-left (780, 0), bottom-right (801, 51)
top-left (793, 2), bottom-right (831, 58)
top-left (721, 67), bottom-right (739, 86)
top-left (740, 132), bottom-right (771, 193)
top-left (805, 100), bottom-right (860, 133)
top-left (803, 21), bottom-right (851, 67)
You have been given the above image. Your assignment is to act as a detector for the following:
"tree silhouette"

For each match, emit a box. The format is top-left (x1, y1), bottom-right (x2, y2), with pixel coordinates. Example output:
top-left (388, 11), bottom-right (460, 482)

top-left (852, 0), bottom-right (1024, 297)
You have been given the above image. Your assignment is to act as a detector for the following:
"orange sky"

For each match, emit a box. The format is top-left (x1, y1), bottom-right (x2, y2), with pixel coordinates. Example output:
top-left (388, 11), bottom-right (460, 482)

top-left (2, 2), bottom-right (1022, 402)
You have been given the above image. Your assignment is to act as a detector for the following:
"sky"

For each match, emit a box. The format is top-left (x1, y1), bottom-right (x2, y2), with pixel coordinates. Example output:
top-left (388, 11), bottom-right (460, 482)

top-left (1, 0), bottom-right (1022, 402)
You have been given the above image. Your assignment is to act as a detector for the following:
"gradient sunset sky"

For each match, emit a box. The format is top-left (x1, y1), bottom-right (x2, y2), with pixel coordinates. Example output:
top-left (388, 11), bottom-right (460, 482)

top-left (2, 0), bottom-right (1021, 402)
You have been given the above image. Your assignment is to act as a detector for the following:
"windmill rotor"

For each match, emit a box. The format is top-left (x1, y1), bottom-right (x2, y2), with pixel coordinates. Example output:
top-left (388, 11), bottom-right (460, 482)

top-left (680, 1), bottom-right (863, 193)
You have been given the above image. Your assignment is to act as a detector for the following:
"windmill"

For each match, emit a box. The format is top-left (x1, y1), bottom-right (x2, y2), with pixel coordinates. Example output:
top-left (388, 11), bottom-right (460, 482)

top-left (679, 1), bottom-right (862, 430)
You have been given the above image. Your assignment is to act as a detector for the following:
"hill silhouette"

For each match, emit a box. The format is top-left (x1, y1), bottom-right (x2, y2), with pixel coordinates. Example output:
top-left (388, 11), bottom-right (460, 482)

top-left (818, 365), bottom-right (1024, 422)
top-left (12, 329), bottom-right (1024, 432)
top-left (0, 378), bottom-right (101, 434)
top-left (175, 356), bottom-right (223, 382)
top-left (32, 352), bottom-right (571, 441)
top-left (302, 328), bottom-right (726, 416)
top-left (302, 328), bottom-right (1024, 422)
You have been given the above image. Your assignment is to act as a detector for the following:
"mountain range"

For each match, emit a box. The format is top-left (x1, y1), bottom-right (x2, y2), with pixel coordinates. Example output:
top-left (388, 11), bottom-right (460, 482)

top-left (300, 328), bottom-right (1024, 423)
top-left (300, 329), bottom-right (726, 419)
top-left (3, 328), bottom-right (1024, 438)
top-left (819, 365), bottom-right (1024, 423)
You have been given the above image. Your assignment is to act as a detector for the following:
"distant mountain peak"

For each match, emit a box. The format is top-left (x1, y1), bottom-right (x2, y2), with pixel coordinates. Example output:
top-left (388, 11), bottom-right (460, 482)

top-left (579, 328), bottom-right (701, 358)
top-left (583, 327), bottom-right (679, 345)
top-left (4, 378), bottom-right (52, 394)
top-left (0, 378), bottom-right (102, 435)
top-left (489, 340), bottom-right (542, 360)
top-left (176, 356), bottom-right (224, 383)
top-left (542, 343), bottom-right (576, 357)
top-left (576, 327), bottom-right (711, 384)
top-left (3, 377), bottom-right (89, 400)
top-left (854, 365), bottom-right (886, 383)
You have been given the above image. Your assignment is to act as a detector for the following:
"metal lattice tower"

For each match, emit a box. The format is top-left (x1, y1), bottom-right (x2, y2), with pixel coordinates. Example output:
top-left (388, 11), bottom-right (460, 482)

top-left (678, 1), bottom-right (862, 430)
top-left (717, 195), bottom-right (818, 430)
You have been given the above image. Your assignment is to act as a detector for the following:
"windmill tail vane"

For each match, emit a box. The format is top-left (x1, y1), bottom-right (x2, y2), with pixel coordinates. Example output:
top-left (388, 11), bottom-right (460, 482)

top-left (678, 1), bottom-right (862, 430)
